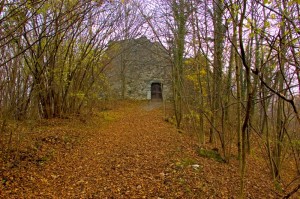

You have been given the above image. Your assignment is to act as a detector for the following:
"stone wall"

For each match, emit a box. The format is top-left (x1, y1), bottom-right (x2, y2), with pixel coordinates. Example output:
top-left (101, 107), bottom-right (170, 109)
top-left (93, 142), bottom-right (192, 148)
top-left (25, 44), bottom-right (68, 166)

top-left (104, 36), bottom-right (172, 100)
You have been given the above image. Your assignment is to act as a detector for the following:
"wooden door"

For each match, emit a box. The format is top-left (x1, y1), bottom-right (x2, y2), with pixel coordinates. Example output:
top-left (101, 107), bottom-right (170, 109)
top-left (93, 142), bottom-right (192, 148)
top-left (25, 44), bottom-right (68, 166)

top-left (151, 83), bottom-right (162, 100)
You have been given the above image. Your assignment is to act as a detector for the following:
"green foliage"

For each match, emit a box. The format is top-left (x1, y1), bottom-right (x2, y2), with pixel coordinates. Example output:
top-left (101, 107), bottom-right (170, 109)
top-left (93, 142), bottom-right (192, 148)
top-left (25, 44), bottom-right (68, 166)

top-left (71, 91), bottom-right (85, 100)
top-left (36, 155), bottom-right (50, 165)
top-left (36, 2), bottom-right (51, 15)
top-left (176, 158), bottom-right (197, 167)
top-left (184, 54), bottom-right (208, 96)
top-left (2, 178), bottom-right (7, 185)
top-left (165, 116), bottom-right (177, 126)
top-left (102, 112), bottom-right (116, 122)
top-left (185, 110), bottom-right (200, 122)
top-left (264, 21), bottom-right (271, 28)
top-left (291, 140), bottom-right (300, 149)
top-left (197, 148), bottom-right (225, 163)
top-left (274, 180), bottom-right (283, 193)
top-left (289, 0), bottom-right (300, 5)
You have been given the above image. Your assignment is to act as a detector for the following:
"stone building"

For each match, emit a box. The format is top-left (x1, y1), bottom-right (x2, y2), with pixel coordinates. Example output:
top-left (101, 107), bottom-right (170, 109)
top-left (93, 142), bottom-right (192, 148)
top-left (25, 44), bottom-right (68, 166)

top-left (104, 36), bottom-right (172, 101)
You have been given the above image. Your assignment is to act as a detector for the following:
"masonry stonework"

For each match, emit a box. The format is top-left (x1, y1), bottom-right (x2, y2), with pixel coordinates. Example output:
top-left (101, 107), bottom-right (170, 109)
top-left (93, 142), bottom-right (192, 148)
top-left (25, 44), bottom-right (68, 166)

top-left (105, 36), bottom-right (172, 100)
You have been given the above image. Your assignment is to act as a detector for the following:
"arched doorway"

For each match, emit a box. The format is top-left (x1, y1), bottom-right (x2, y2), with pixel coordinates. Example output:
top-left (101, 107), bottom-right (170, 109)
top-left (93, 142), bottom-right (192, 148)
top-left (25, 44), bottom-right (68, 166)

top-left (151, 83), bottom-right (162, 100)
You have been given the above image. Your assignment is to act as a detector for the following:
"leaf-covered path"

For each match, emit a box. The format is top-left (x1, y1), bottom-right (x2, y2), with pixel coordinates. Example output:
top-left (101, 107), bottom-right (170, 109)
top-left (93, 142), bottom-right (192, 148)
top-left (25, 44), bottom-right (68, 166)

top-left (1, 101), bottom-right (277, 198)
top-left (49, 102), bottom-right (186, 198)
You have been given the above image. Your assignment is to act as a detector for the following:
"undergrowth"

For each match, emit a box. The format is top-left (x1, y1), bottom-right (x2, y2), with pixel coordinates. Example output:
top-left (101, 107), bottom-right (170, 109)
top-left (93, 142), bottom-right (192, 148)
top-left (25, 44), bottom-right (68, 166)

top-left (197, 148), bottom-right (226, 163)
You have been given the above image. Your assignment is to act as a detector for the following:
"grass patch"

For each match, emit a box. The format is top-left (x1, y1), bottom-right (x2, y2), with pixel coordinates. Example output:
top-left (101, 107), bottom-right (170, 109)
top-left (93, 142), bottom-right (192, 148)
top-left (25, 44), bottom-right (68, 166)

top-left (100, 112), bottom-right (117, 122)
top-left (176, 157), bottom-right (197, 167)
top-left (174, 157), bottom-right (202, 171)
top-left (197, 148), bottom-right (225, 163)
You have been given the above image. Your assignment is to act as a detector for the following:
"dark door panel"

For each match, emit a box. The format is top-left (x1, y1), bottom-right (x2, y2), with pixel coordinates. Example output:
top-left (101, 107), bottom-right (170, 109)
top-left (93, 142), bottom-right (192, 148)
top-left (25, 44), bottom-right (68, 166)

top-left (151, 83), bottom-right (162, 100)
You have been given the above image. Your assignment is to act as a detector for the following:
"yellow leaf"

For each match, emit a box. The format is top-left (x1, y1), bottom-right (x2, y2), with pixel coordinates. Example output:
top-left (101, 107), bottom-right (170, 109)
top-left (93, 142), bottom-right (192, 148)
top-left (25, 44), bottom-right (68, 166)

top-left (264, 21), bottom-right (270, 28)
top-left (270, 13), bottom-right (276, 19)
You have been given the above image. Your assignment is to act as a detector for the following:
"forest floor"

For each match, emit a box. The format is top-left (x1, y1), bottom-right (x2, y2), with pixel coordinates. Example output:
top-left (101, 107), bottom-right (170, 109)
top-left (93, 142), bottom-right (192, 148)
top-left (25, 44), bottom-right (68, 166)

top-left (0, 101), bottom-right (288, 198)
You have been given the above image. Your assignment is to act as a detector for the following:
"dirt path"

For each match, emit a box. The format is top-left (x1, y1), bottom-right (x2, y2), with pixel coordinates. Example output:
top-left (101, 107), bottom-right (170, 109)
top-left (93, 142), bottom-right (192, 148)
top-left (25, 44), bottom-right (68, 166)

top-left (49, 103), bottom-right (183, 198)
top-left (1, 102), bottom-right (278, 198)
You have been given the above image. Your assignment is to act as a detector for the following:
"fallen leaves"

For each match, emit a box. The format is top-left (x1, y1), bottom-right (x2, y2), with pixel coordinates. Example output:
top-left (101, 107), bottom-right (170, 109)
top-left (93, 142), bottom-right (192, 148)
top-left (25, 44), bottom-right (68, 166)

top-left (0, 101), bottom-right (279, 198)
